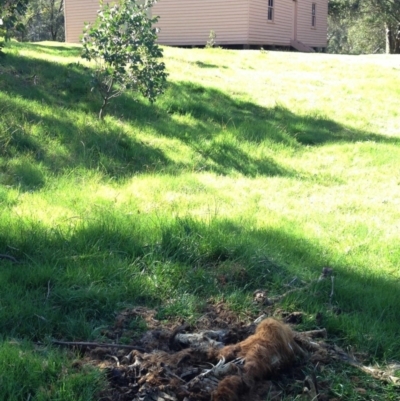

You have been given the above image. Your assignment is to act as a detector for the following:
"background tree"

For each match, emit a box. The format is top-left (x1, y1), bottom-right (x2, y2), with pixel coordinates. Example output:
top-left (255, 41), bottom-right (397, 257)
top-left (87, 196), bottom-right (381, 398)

top-left (0, 0), bottom-right (28, 50)
top-left (328, 0), bottom-right (400, 54)
top-left (9, 0), bottom-right (65, 42)
top-left (371, 0), bottom-right (400, 53)
top-left (81, 0), bottom-right (167, 120)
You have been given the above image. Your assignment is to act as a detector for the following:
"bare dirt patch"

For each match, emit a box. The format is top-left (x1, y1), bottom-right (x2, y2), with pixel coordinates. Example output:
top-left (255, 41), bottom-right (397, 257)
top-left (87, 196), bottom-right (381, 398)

top-left (56, 270), bottom-right (398, 401)
top-left (68, 303), bottom-right (334, 401)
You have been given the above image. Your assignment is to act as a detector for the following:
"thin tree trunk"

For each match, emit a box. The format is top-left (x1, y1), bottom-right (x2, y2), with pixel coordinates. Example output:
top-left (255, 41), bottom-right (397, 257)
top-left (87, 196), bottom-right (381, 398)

top-left (385, 22), bottom-right (400, 54)
top-left (50, 0), bottom-right (56, 40)
top-left (99, 97), bottom-right (108, 120)
top-left (386, 23), bottom-right (393, 54)
top-left (98, 76), bottom-right (114, 120)
top-left (395, 24), bottom-right (400, 54)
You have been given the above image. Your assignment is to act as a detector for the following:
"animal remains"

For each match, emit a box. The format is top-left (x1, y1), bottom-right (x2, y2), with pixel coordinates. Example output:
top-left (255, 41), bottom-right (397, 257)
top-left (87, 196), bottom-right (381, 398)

top-left (211, 318), bottom-right (307, 401)
top-left (97, 316), bottom-right (322, 401)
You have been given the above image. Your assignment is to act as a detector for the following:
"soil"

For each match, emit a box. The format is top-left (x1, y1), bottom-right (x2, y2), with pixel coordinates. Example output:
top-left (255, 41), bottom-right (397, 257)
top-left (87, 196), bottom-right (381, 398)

top-left (70, 302), bottom-right (340, 401)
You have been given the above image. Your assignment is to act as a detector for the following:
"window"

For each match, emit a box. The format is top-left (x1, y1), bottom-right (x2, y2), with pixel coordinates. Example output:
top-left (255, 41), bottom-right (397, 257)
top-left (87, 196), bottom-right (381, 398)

top-left (312, 3), bottom-right (316, 27)
top-left (268, 0), bottom-right (274, 21)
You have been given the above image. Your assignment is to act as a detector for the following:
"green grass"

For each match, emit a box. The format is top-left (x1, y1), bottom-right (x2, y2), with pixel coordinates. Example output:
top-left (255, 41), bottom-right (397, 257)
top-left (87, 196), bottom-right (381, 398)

top-left (1, 41), bottom-right (400, 399)
top-left (0, 341), bottom-right (103, 401)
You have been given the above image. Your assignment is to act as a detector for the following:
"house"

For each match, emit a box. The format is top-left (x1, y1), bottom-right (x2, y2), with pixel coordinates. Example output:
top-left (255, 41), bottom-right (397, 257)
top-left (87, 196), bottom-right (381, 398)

top-left (64, 0), bottom-right (328, 51)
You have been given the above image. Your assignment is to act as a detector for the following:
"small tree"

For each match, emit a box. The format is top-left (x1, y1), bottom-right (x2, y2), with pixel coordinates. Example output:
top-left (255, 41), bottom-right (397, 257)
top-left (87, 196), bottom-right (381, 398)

top-left (206, 30), bottom-right (217, 48)
top-left (0, 0), bottom-right (28, 52)
top-left (81, 0), bottom-right (167, 119)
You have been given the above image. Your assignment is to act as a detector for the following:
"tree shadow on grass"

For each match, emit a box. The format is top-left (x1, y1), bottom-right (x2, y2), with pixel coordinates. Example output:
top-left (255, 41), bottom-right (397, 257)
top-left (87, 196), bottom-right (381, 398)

top-left (0, 52), bottom-right (95, 114)
top-left (0, 97), bottom-right (172, 188)
top-left (0, 53), bottom-right (292, 180)
top-left (1, 49), bottom-right (400, 186)
top-left (0, 215), bottom-right (399, 360)
top-left (11, 41), bottom-right (83, 57)
top-left (144, 81), bottom-right (400, 147)
top-left (194, 61), bottom-right (222, 69)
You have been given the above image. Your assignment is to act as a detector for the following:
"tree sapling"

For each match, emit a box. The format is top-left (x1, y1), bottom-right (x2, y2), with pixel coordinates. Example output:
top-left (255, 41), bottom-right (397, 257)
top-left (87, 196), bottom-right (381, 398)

top-left (81, 0), bottom-right (167, 119)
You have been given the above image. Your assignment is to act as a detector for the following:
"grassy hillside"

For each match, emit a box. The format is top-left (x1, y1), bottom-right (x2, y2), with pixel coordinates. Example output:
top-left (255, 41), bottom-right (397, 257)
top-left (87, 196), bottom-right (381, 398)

top-left (1, 41), bottom-right (400, 400)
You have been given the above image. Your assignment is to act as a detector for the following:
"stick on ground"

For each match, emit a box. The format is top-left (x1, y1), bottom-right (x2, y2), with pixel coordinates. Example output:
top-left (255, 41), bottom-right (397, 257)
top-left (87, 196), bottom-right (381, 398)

top-left (52, 340), bottom-right (146, 352)
top-left (0, 254), bottom-right (19, 263)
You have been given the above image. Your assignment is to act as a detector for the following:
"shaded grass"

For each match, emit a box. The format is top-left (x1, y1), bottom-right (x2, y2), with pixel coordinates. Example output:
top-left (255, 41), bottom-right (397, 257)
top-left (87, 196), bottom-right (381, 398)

top-left (1, 213), bottom-right (399, 361)
top-left (1, 42), bottom-right (400, 400)
top-left (0, 341), bottom-right (103, 401)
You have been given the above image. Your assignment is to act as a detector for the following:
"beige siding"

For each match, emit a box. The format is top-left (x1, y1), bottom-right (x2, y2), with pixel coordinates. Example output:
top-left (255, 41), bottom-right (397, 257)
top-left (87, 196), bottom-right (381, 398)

top-left (65, 0), bottom-right (107, 43)
top-left (153, 0), bottom-right (249, 46)
top-left (249, 0), bottom-right (293, 46)
top-left (296, 0), bottom-right (327, 47)
top-left (64, 0), bottom-right (327, 47)
top-left (65, 0), bottom-right (152, 43)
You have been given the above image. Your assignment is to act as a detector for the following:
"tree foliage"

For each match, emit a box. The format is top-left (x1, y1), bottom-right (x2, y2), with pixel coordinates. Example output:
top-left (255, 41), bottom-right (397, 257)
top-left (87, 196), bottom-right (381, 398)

top-left (0, 0), bottom-right (28, 51)
top-left (328, 0), bottom-right (400, 54)
top-left (0, 0), bottom-right (28, 27)
top-left (1, 0), bottom-right (65, 46)
top-left (81, 0), bottom-right (167, 120)
top-left (20, 0), bottom-right (65, 42)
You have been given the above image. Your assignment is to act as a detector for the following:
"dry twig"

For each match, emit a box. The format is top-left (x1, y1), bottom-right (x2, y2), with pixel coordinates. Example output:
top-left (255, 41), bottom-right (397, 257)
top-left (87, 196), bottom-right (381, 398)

top-left (329, 276), bottom-right (335, 307)
top-left (45, 281), bottom-right (51, 302)
top-left (0, 254), bottom-right (19, 264)
top-left (295, 337), bottom-right (400, 387)
top-left (52, 340), bottom-right (146, 352)
top-left (255, 267), bottom-right (335, 306)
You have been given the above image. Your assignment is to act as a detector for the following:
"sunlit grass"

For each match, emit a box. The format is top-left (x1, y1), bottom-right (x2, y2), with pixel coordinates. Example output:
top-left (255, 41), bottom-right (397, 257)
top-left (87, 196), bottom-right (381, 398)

top-left (1, 42), bottom-right (400, 400)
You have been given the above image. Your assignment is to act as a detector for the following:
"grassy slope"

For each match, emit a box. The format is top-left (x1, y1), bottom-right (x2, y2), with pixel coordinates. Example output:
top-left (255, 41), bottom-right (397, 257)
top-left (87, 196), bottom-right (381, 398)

top-left (1, 41), bottom-right (400, 399)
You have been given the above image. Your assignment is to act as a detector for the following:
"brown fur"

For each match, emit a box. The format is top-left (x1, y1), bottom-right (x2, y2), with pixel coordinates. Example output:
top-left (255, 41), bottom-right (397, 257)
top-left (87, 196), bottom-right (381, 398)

top-left (212, 318), bottom-right (301, 401)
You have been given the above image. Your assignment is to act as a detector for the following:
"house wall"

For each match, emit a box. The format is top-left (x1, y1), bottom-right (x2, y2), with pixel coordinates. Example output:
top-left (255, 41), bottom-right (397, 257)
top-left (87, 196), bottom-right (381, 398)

top-left (249, 0), bottom-right (293, 46)
top-left (153, 0), bottom-right (249, 46)
top-left (296, 0), bottom-right (328, 47)
top-left (64, 0), bottom-right (112, 43)
top-left (248, 0), bottom-right (328, 48)
top-left (64, 0), bottom-right (150, 43)
top-left (64, 0), bottom-right (328, 48)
